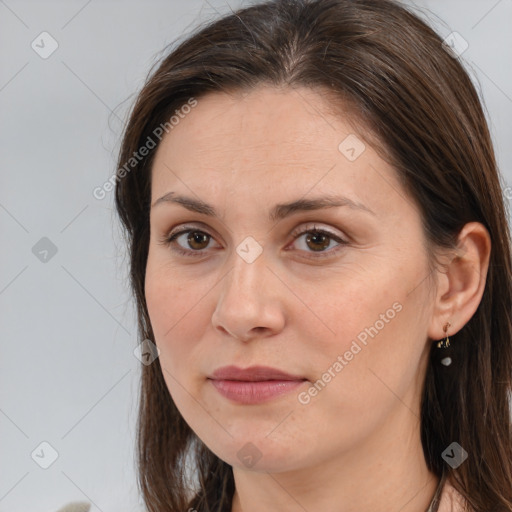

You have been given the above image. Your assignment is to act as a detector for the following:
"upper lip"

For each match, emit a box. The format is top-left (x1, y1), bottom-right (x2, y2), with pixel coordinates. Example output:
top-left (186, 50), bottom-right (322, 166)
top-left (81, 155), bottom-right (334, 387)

top-left (209, 365), bottom-right (306, 382)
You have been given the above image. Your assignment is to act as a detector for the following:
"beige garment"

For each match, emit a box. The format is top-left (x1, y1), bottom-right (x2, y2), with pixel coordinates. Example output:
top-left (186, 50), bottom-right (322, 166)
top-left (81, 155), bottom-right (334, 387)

top-left (437, 478), bottom-right (470, 512)
top-left (55, 503), bottom-right (91, 512)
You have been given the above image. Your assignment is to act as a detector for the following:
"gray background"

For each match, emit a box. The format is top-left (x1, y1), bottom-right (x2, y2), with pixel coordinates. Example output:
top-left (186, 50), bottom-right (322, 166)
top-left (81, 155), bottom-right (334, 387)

top-left (1, 1), bottom-right (511, 511)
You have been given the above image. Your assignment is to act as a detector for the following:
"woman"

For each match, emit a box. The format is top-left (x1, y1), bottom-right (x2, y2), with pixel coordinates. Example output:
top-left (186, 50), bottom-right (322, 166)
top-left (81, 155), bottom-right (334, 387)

top-left (114, 0), bottom-right (512, 510)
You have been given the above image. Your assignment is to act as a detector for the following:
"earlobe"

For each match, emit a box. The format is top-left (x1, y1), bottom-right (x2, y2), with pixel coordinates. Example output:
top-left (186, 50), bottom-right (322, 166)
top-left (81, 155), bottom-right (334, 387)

top-left (428, 221), bottom-right (491, 341)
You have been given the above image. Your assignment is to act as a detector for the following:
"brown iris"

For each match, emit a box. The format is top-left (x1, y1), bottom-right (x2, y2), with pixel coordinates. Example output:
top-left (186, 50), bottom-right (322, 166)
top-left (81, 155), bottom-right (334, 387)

top-left (305, 232), bottom-right (330, 252)
top-left (187, 231), bottom-right (210, 250)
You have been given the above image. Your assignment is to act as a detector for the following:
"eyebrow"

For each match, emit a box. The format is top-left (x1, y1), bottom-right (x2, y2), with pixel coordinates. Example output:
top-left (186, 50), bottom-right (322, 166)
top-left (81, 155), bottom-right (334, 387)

top-left (151, 191), bottom-right (375, 221)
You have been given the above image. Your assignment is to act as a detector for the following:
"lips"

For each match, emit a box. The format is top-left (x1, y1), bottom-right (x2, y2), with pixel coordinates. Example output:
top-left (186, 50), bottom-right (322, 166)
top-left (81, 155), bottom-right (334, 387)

top-left (209, 365), bottom-right (306, 382)
top-left (208, 365), bottom-right (307, 404)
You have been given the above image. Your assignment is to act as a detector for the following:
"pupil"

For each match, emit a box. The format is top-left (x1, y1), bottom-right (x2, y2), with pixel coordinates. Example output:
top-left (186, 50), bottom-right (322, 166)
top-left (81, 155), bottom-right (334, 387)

top-left (188, 232), bottom-right (208, 249)
top-left (307, 232), bottom-right (329, 251)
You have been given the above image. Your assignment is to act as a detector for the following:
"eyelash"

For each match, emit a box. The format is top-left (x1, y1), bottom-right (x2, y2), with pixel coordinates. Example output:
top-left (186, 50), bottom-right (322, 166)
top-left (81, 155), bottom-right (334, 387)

top-left (158, 223), bottom-right (348, 259)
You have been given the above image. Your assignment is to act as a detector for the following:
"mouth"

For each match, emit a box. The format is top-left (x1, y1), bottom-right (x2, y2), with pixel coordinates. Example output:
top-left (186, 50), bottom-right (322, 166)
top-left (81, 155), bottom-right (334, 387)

top-left (208, 379), bottom-right (307, 404)
top-left (209, 365), bottom-right (306, 381)
top-left (208, 365), bottom-right (307, 404)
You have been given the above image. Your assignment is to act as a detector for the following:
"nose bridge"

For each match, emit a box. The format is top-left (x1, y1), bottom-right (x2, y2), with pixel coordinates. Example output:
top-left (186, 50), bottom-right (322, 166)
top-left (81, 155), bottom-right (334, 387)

top-left (212, 243), bottom-right (284, 339)
top-left (221, 244), bottom-right (268, 309)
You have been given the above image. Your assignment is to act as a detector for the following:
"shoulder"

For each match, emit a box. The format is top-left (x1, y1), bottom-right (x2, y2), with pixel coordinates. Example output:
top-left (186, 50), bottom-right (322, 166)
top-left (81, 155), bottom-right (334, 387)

top-left (437, 477), bottom-right (472, 512)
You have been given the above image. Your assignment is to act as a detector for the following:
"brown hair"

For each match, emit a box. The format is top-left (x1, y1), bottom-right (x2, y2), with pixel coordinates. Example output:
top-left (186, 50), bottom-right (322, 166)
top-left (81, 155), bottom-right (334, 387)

top-left (114, 0), bottom-right (512, 510)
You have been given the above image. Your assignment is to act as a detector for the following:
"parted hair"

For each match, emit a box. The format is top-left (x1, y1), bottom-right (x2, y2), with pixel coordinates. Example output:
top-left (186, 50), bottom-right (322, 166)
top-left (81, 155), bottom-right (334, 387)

top-left (114, 1), bottom-right (512, 510)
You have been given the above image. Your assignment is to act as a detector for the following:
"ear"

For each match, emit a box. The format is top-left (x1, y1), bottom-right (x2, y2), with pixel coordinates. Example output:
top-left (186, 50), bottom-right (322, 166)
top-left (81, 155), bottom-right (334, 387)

top-left (427, 221), bottom-right (491, 341)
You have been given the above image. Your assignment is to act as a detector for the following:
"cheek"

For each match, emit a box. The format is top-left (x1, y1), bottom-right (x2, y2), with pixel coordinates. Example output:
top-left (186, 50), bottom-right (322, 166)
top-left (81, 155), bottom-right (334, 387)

top-left (145, 269), bottom-right (211, 419)
top-left (295, 265), bottom-right (403, 356)
top-left (144, 262), bottom-right (207, 371)
top-left (298, 260), bottom-right (424, 403)
top-left (145, 249), bottom-right (210, 330)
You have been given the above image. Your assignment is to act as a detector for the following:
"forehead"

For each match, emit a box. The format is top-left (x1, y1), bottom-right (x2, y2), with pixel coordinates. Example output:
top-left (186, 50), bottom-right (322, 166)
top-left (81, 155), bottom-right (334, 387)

top-left (153, 86), bottom-right (361, 173)
top-left (149, 85), bottom-right (407, 218)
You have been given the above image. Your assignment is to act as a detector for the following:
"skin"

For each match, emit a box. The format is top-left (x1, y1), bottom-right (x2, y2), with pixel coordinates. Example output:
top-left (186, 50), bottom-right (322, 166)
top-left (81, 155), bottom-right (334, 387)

top-left (145, 85), bottom-right (491, 512)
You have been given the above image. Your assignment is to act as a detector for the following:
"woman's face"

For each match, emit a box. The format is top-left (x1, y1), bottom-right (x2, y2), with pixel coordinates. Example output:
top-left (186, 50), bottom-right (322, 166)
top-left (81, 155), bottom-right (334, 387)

top-left (145, 85), bottom-right (437, 473)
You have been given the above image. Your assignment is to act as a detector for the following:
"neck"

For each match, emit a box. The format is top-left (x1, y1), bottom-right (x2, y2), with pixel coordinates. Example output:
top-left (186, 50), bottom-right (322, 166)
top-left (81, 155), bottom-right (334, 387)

top-left (230, 400), bottom-right (439, 512)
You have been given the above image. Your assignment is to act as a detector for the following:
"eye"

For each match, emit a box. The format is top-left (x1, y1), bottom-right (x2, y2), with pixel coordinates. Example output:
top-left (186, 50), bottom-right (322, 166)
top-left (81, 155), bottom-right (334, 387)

top-left (158, 223), bottom-right (348, 259)
top-left (287, 224), bottom-right (348, 259)
top-left (158, 226), bottom-right (219, 258)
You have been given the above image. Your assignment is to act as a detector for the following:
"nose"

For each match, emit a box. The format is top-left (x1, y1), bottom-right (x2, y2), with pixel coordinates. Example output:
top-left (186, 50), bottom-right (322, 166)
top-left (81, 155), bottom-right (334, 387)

top-left (211, 249), bottom-right (286, 342)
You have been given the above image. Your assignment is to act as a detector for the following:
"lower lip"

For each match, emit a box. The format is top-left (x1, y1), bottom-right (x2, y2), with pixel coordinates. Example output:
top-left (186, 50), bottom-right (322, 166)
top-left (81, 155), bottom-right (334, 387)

top-left (209, 379), bottom-right (306, 404)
